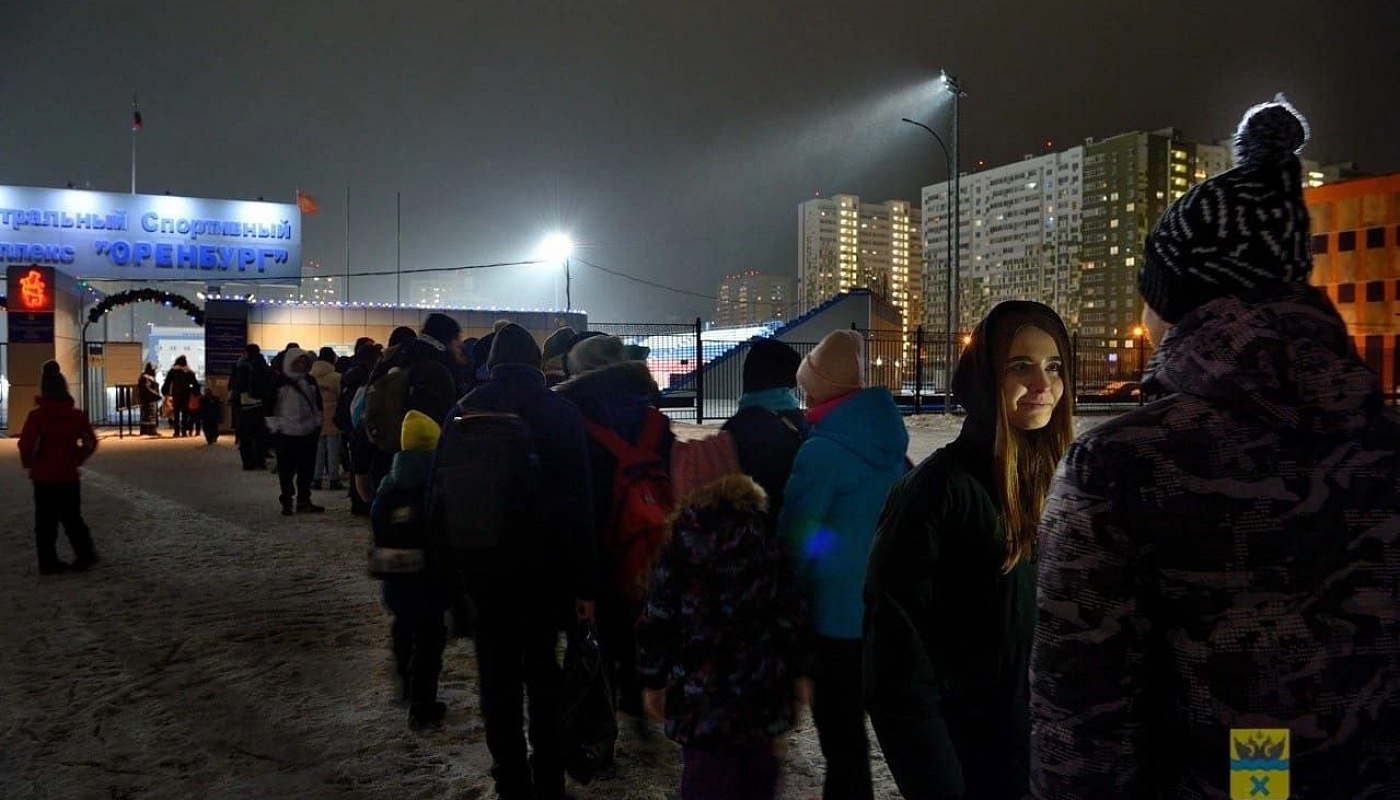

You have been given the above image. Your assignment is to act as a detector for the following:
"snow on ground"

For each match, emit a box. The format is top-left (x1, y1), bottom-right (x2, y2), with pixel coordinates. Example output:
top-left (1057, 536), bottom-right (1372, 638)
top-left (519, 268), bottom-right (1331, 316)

top-left (1, 413), bottom-right (1120, 799)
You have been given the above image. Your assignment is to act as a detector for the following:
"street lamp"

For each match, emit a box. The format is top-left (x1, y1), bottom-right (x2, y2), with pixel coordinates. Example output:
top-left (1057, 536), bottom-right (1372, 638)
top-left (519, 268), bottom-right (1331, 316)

top-left (902, 67), bottom-right (966, 413)
top-left (535, 232), bottom-right (575, 311)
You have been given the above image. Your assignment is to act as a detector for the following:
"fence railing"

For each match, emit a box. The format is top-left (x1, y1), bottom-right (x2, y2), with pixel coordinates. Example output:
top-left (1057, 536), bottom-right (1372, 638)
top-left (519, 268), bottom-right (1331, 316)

top-left (591, 321), bottom-right (1158, 423)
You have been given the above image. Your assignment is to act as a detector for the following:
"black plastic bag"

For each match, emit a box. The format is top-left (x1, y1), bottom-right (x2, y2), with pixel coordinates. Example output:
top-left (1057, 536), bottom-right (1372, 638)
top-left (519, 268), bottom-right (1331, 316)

top-left (558, 621), bottom-right (617, 783)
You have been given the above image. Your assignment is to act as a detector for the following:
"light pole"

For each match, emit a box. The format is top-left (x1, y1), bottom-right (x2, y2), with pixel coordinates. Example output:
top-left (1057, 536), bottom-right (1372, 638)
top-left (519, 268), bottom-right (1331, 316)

top-left (902, 68), bottom-right (965, 413)
top-left (943, 71), bottom-right (966, 412)
top-left (900, 117), bottom-right (953, 412)
top-left (536, 233), bottom-right (575, 311)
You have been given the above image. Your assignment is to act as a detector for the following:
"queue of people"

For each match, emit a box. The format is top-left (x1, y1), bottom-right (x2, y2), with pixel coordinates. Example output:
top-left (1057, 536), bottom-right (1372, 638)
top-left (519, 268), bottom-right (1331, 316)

top-left (19, 97), bottom-right (1397, 800)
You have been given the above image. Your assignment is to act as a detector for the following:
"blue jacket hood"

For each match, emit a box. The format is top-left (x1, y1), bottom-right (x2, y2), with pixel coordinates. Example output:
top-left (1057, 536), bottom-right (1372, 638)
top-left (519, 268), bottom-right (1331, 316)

top-left (811, 387), bottom-right (908, 469)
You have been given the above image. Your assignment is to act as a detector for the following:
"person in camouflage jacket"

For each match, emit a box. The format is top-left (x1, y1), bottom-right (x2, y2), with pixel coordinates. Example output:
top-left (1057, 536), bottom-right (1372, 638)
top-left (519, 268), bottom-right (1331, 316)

top-left (1031, 97), bottom-right (1400, 800)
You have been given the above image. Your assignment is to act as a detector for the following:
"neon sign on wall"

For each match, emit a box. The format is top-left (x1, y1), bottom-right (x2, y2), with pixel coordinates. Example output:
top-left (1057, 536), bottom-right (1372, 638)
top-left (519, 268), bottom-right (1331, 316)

top-left (7, 264), bottom-right (55, 313)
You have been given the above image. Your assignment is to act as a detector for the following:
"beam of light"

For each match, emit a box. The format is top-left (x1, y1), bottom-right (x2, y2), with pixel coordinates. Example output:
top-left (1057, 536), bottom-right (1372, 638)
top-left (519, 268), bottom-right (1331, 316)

top-left (679, 76), bottom-right (953, 199)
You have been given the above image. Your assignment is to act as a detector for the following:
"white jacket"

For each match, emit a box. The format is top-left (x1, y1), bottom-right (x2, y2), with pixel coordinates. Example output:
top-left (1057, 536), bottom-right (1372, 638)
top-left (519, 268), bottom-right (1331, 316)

top-left (267, 377), bottom-right (321, 437)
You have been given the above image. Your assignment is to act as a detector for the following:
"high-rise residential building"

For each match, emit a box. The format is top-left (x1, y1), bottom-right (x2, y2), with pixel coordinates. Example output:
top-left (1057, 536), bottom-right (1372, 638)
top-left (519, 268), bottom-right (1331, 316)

top-left (1077, 129), bottom-right (1237, 344)
top-left (1306, 172), bottom-right (1400, 393)
top-left (917, 129), bottom-right (1362, 350)
top-left (1302, 160), bottom-right (1364, 188)
top-left (921, 148), bottom-right (1085, 337)
top-left (799, 194), bottom-right (922, 335)
top-left (714, 270), bottom-right (796, 327)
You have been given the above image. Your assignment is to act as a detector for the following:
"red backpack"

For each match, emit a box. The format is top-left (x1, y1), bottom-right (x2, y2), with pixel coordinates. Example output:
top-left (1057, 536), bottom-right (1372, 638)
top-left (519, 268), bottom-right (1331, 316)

top-left (584, 408), bottom-right (675, 601)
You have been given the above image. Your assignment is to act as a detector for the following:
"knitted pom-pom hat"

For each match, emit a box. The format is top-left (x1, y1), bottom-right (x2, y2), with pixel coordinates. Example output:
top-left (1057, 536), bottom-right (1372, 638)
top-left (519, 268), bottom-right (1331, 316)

top-left (1139, 95), bottom-right (1312, 323)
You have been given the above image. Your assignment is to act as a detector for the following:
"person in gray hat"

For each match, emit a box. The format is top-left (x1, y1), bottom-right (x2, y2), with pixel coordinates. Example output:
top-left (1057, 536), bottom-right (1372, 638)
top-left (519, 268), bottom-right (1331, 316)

top-left (1031, 97), bottom-right (1400, 799)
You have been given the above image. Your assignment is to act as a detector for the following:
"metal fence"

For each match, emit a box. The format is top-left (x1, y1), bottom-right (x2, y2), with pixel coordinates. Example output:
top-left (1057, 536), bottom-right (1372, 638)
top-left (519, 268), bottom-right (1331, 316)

top-left (589, 321), bottom-right (1158, 423)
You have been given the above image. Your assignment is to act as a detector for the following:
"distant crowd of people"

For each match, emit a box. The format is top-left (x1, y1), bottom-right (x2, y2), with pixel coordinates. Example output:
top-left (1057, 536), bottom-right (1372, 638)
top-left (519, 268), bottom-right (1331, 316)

top-left (18, 98), bottom-right (1398, 800)
top-left (135, 354), bottom-right (223, 442)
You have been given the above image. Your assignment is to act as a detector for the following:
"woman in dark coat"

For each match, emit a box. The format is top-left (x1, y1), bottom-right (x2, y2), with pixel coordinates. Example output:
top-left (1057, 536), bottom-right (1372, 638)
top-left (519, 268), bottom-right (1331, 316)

top-left (138, 362), bottom-right (162, 436)
top-left (864, 301), bottom-right (1074, 800)
top-left (161, 355), bottom-right (199, 437)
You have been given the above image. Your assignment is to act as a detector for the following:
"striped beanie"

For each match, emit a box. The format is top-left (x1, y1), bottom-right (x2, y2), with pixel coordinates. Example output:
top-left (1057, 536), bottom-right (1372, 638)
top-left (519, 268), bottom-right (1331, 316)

top-left (1139, 95), bottom-right (1313, 323)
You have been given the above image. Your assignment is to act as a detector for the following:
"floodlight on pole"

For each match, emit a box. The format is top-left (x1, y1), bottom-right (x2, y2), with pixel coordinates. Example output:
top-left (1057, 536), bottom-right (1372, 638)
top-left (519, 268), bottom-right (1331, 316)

top-left (536, 233), bottom-right (575, 310)
top-left (901, 69), bottom-right (966, 413)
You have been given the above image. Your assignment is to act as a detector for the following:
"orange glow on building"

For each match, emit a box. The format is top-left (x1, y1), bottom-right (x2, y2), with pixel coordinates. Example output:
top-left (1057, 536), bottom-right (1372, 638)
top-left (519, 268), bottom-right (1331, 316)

top-left (1305, 173), bottom-right (1400, 395)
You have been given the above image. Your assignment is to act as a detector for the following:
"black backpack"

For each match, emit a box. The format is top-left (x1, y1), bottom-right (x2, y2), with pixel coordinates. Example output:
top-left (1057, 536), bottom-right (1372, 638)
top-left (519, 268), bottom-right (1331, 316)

top-left (428, 408), bottom-right (542, 584)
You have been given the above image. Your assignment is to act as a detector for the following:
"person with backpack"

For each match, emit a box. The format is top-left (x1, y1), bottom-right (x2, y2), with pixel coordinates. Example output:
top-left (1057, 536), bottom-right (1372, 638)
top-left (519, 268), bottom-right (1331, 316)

top-left (721, 339), bottom-right (808, 525)
top-left (369, 409), bottom-right (454, 729)
top-left (161, 355), bottom-right (199, 437)
top-left (555, 334), bottom-right (674, 728)
top-left (637, 468), bottom-right (815, 800)
top-left (865, 301), bottom-right (1074, 800)
top-left (266, 348), bottom-right (324, 515)
top-left (310, 347), bottom-right (343, 491)
top-left (362, 318), bottom-right (460, 496)
top-left (778, 329), bottom-right (908, 800)
top-left (19, 361), bottom-right (99, 575)
top-left (338, 337), bottom-right (379, 515)
top-left (437, 323), bottom-right (598, 800)
top-left (231, 344), bottom-right (273, 470)
top-left (1031, 98), bottom-right (1400, 800)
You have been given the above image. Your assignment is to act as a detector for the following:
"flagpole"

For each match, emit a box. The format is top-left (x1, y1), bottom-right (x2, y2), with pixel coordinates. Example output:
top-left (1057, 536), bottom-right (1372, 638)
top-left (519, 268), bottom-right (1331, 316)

top-left (396, 191), bottom-right (402, 307)
top-left (130, 94), bottom-right (138, 195)
top-left (345, 186), bottom-right (351, 304)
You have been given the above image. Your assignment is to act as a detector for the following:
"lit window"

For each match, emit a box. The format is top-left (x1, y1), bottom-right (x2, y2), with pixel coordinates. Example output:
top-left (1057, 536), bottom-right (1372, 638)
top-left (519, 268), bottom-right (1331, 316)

top-left (1110, 246), bottom-right (1120, 255)
top-left (1111, 192), bottom-right (1119, 201)
top-left (1125, 256), bottom-right (1136, 266)
top-left (1111, 219), bottom-right (1119, 228)
top-left (1125, 202), bottom-right (1135, 212)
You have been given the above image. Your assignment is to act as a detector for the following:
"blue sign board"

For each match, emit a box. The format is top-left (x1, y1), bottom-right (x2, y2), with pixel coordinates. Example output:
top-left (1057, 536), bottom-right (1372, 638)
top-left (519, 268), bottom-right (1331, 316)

top-left (0, 185), bottom-right (301, 281)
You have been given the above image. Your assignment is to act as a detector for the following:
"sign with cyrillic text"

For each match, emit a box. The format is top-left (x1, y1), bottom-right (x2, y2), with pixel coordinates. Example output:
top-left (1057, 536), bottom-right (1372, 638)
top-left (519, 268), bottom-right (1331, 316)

top-left (0, 185), bottom-right (301, 281)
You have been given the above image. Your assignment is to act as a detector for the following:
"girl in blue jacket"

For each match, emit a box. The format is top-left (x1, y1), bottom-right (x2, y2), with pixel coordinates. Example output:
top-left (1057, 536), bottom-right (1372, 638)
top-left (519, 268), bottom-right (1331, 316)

top-left (778, 329), bottom-right (908, 800)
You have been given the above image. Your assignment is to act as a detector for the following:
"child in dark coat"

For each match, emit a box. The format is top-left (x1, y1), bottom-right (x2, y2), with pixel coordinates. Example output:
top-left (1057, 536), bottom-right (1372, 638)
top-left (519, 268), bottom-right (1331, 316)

top-left (637, 474), bottom-right (813, 800)
top-left (199, 386), bottom-right (223, 445)
top-left (368, 409), bottom-right (453, 730)
top-left (18, 361), bottom-right (99, 574)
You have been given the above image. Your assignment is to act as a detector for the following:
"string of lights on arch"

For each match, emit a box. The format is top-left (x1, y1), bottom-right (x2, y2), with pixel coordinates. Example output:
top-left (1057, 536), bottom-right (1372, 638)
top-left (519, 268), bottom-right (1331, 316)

top-left (87, 289), bottom-right (204, 326)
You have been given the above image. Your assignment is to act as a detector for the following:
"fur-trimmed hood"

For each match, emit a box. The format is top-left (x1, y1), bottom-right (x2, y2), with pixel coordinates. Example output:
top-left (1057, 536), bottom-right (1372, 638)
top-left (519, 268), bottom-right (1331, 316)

top-left (670, 473), bottom-right (768, 523)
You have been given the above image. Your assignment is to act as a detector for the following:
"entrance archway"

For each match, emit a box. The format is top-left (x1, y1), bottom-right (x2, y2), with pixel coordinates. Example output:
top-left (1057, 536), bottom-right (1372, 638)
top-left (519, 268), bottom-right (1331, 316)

top-left (80, 289), bottom-right (205, 426)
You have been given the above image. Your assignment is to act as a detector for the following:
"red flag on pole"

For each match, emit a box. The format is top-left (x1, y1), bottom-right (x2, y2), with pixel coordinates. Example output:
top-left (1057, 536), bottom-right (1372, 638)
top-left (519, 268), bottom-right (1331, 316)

top-left (132, 95), bottom-right (142, 131)
top-left (296, 191), bottom-right (319, 215)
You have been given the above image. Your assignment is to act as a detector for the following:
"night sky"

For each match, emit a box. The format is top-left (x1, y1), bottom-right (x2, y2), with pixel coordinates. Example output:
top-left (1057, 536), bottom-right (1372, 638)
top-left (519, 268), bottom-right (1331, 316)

top-left (4, 0), bottom-right (1397, 321)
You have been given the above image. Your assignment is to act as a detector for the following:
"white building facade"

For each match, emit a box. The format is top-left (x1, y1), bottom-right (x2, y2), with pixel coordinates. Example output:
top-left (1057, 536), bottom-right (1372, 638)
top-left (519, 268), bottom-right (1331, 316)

top-left (921, 148), bottom-right (1084, 336)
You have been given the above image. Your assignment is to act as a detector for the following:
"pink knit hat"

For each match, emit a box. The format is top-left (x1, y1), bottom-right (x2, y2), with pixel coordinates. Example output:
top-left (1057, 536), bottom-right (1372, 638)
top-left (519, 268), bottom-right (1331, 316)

top-left (797, 330), bottom-right (865, 404)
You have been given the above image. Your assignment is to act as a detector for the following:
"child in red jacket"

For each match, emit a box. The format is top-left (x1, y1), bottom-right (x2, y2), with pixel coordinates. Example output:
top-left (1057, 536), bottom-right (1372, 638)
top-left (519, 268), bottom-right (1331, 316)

top-left (18, 361), bottom-right (99, 575)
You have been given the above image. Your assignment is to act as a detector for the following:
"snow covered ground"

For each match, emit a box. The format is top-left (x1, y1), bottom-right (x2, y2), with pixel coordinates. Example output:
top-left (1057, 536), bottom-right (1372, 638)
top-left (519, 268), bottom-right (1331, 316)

top-left (1, 413), bottom-right (1119, 799)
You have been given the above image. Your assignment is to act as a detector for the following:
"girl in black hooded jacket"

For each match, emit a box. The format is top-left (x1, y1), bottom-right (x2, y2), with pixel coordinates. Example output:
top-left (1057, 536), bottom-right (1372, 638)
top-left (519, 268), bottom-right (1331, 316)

top-left (864, 301), bottom-right (1074, 800)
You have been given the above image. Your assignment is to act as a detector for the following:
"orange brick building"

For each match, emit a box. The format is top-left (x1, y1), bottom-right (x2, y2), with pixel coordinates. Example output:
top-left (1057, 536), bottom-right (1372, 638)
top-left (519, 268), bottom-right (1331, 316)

top-left (1306, 172), bottom-right (1400, 395)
